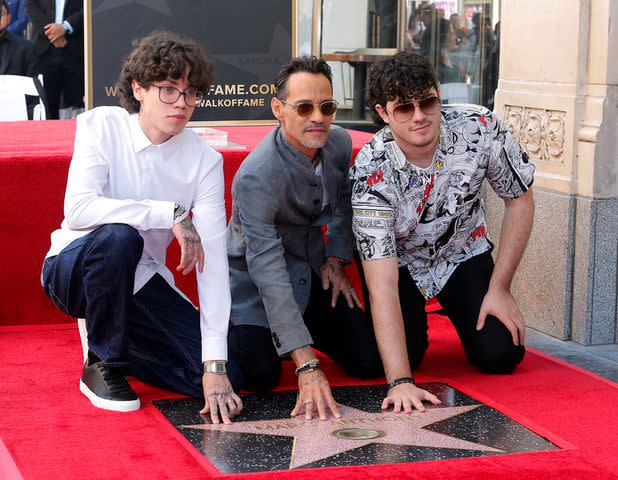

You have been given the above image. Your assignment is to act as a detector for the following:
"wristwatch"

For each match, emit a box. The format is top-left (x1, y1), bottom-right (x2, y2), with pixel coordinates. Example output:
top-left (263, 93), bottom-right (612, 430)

top-left (203, 361), bottom-right (226, 374)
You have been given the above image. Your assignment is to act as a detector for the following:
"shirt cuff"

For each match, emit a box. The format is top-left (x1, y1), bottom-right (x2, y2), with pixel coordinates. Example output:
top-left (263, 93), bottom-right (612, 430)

top-left (201, 335), bottom-right (227, 362)
top-left (151, 200), bottom-right (176, 229)
top-left (62, 21), bottom-right (73, 34)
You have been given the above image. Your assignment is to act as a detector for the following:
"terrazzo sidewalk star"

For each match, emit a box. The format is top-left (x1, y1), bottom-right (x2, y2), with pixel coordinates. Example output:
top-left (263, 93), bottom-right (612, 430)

top-left (181, 404), bottom-right (502, 469)
top-left (154, 383), bottom-right (558, 474)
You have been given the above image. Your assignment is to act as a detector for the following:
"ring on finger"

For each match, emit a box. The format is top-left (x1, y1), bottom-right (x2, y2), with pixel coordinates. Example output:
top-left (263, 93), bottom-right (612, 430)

top-left (303, 399), bottom-right (314, 405)
top-left (226, 399), bottom-right (235, 405)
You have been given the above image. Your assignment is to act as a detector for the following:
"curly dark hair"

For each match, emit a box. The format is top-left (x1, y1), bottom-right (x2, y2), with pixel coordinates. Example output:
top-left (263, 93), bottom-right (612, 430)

top-left (117, 30), bottom-right (214, 113)
top-left (274, 56), bottom-right (332, 100)
top-left (366, 51), bottom-right (438, 125)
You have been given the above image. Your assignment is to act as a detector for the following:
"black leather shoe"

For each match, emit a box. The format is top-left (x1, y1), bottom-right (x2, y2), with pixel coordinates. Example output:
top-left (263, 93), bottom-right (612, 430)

top-left (79, 360), bottom-right (140, 412)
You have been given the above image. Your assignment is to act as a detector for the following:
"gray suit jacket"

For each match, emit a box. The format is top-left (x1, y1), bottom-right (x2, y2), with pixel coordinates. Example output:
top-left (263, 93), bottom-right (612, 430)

top-left (227, 125), bottom-right (354, 355)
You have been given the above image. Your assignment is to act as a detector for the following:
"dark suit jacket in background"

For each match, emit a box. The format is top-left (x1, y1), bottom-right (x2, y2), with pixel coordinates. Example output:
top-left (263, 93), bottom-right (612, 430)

top-left (25, 0), bottom-right (83, 60)
top-left (0, 31), bottom-right (32, 75)
top-left (227, 126), bottom-right (354, 356)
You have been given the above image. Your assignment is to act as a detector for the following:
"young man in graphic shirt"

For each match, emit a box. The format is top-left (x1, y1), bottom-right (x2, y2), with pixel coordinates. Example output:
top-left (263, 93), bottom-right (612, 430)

top-left (350, 51), bottom-right (535, 412)
top-left (41, 31), bottom-right (241, 423)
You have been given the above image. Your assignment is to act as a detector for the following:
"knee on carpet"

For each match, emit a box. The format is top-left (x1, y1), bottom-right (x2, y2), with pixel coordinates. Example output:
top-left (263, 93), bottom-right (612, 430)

top-left (469, 343), bottom-right (526, 374)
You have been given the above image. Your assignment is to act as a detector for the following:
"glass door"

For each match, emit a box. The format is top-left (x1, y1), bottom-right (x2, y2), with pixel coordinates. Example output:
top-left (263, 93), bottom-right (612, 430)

top-left (307, 0), bottom-right (500, 125)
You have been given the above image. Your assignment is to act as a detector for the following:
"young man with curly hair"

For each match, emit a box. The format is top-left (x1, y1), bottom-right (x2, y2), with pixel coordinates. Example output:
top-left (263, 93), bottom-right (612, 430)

top-left (350, 51), bottom-right (535, 413)
top-left (41, 31), bottom-right (242, 422)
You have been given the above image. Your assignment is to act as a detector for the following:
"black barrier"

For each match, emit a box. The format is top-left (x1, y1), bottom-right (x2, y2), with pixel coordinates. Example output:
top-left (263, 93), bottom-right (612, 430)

top-left (85, 0), bottom-right (295, 124)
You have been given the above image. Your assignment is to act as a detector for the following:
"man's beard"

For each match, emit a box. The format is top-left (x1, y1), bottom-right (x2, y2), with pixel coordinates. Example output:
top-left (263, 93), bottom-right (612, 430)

top-left (300, 125), bottom-right (329, 150)
top-left (301, 137), bottom-right (328, 149)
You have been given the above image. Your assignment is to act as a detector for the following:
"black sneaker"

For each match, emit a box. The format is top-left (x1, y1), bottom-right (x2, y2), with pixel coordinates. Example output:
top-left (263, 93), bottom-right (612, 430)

top-left (79, 361), bottom-right (140, 412)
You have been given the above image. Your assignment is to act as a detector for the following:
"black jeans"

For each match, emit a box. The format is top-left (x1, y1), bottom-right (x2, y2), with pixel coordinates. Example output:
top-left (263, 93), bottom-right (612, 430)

top-left (400, 250), bottom-right (526, 374)
top-left (230, 250), bottom-right (525, 392)
top-left (228, 258), bottom-right (384, 392)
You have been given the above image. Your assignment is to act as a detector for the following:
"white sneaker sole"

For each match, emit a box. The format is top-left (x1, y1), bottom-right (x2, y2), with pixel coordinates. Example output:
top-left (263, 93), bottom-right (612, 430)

top-left (79, 380), bottom-right (141, 412)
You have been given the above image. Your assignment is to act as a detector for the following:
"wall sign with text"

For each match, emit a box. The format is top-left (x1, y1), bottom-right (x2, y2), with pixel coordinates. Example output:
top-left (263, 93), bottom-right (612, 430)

top-left (85, 0), bottom-right (295, 124)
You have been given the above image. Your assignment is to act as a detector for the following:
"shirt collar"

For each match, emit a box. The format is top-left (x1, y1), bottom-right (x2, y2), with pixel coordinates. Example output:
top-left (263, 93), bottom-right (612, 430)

top-left (128, 113), bottom-right (185, 160)
top-left (129, 113), bottom-right (152, 154)
top-left (275, 127), bottom-right (320, 174)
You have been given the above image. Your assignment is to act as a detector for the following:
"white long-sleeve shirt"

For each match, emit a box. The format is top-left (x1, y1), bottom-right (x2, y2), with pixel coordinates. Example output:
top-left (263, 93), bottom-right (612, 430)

top-left (45, 106), bottom-right (231, 361)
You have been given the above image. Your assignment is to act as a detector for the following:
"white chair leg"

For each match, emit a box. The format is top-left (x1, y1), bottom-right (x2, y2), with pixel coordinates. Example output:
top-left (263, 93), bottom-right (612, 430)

top-left (77, 318), bottom-right (88, 363)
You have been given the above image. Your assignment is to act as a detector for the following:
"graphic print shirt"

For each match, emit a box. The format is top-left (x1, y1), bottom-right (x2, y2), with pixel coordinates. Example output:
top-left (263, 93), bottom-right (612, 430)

top-left (350, 105), bottom-right (535, 298)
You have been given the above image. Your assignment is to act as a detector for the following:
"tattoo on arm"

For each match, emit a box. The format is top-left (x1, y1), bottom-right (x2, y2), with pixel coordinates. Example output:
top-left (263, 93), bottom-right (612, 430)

top-left (179, 217), bottom-right (202, 252)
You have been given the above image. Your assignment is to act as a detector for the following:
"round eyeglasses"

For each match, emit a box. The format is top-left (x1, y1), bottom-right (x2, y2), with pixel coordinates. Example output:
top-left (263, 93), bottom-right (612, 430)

top-left (279, 99), bottom-right (338, 117)
top-left (149, 84), bottom-right (204, 107)
top-left (385, 96), bottom-right (441, 123)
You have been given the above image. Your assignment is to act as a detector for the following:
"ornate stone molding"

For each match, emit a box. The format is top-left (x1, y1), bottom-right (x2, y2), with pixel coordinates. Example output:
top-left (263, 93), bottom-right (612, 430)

top-left (504, 106), bottom-right (566, 163)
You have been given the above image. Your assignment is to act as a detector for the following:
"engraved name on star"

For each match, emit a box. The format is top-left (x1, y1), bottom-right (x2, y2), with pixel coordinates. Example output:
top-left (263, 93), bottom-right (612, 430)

top-left (181, 404), bottom-right (502, 469)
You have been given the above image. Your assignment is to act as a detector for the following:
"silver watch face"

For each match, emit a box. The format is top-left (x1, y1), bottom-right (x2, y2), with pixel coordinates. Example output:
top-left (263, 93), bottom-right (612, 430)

top-left (204, 362), bottom-right (226, 374)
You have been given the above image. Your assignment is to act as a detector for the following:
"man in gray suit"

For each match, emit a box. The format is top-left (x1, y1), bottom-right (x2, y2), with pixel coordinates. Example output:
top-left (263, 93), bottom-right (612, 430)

top-left (227, 57), bottom-right (382, 420)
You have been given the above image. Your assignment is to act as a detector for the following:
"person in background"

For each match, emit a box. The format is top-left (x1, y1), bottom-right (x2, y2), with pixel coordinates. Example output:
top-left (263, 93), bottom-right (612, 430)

top-left (25, 0), bottom-right (84, 118)
top-left (0, 0), bottom-right (32, 76)
top-left (6, 0), bottom-right (27, 37)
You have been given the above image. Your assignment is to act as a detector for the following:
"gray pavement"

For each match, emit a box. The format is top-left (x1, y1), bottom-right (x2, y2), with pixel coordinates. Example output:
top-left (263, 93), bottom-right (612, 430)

top-left (526, 328), bottom-right (618, 383)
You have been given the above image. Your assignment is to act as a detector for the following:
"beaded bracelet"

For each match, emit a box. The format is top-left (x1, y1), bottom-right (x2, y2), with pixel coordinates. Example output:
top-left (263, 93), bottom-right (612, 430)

top-left (387, 376), bottom-right (415, 389)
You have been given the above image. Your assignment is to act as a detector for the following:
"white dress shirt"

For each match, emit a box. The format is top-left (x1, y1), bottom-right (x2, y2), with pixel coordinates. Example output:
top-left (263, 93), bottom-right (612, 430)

top-left (54, 0), bottom-right (73, 33)
top-left (45, 106), bottom-right (231, 361)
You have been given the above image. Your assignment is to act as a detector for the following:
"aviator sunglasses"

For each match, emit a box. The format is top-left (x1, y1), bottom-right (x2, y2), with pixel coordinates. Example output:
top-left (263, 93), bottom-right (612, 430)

top-left (279, 99), bottom-right (339, 117)
top-left (385, 96), bottom-right (441, 123)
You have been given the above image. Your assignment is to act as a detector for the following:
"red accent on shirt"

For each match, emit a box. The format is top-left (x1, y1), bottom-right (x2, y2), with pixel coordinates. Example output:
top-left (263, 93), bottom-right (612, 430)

top-left (470, 225), bottom-right (486, 242)
top-left (367, 168), bottom-right (384, 186)
top-left (416, 174), bottom-right (435, 214)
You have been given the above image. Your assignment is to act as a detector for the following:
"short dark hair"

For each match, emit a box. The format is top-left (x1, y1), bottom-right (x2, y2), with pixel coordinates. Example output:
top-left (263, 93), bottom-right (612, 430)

top-left (366, 51), bottom-right (438, 125)
top-left (117, 30), bottom-right (214, 113)
top-left (274, 56), bottom-right (332, 100)
top-left (1, 0), bottom-right (9, 15)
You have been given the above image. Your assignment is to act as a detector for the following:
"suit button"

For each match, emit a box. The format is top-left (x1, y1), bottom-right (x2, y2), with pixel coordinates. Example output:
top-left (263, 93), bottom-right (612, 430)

top-left (311, 182), bottom-right (318, 187)
top-left (276, 342), bottom-right (281, 348)
top-left (299, 278), bottom-right (307, 285)
top-left (313, 199), bottom-right (320, 205)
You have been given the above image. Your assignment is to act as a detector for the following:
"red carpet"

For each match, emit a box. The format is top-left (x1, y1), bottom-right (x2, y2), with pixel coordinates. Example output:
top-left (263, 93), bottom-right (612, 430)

top-left (1, 315), bottom-right (616, 480)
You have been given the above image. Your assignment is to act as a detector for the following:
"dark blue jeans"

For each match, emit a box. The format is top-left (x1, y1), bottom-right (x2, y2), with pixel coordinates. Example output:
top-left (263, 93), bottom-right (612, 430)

top-left (41, 224), bottom-right (237, 398)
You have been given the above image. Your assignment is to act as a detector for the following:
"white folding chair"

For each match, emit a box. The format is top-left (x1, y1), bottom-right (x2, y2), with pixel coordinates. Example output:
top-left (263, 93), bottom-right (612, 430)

top-left (0, 74), bottom-right (46, 121)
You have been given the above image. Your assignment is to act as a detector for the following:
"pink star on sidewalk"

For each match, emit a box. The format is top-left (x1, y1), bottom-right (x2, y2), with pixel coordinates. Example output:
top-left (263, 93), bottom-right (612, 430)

top-left (182, 404), bottom-right (502, 469)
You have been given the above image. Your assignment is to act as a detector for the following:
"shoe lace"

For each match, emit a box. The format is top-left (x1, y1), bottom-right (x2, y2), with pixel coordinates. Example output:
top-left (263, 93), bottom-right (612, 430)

top-left (96, 364), bottom-right (133, 394)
